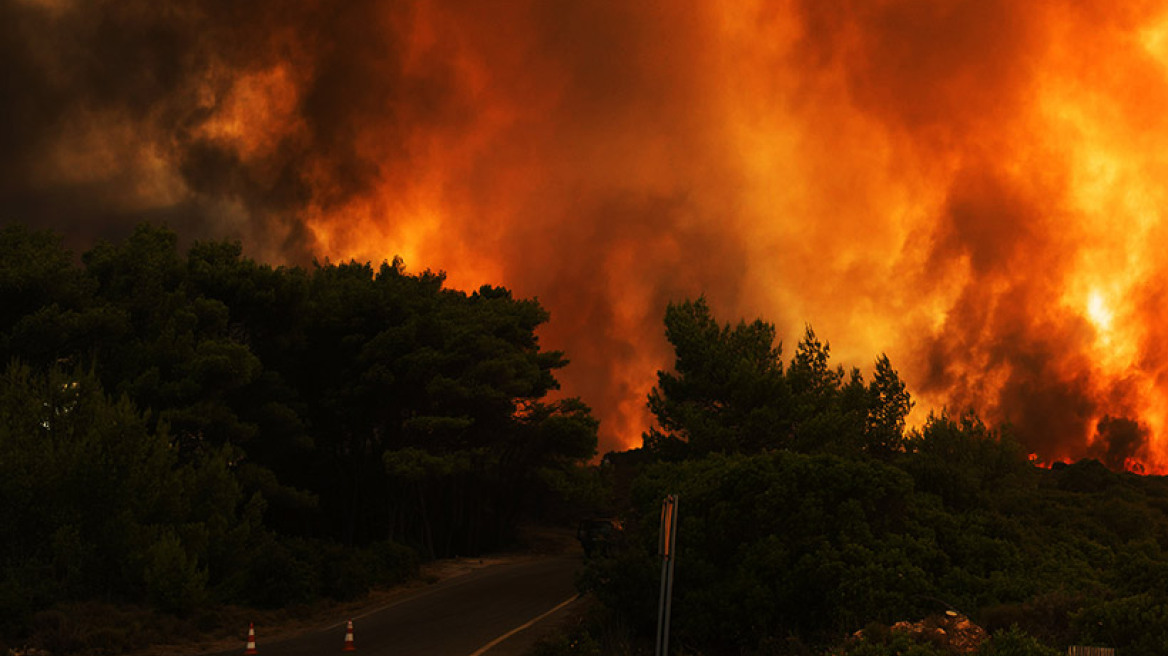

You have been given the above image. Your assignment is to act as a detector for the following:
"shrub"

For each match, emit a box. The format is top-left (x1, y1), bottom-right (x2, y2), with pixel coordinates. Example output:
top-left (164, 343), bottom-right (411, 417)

top-left (322, 546), bottom-right (376, 601)
top-left (528, 630), bottom-right (602, 656)
top-left (840, 628), bottom-right (947, 656)
top-left (143, 531), bottom-right (209, 614)
top-left (367, 540), bottom-right (420, 586)
top-left (244, 538), bottom-right (319, 607)
top-left (977, 625), bottom-right (1059, 656)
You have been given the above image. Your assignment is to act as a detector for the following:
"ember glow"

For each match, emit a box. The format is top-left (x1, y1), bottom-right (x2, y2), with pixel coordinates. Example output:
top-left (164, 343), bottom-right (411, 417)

top-left (5, 0), bottom-right (1168, 467)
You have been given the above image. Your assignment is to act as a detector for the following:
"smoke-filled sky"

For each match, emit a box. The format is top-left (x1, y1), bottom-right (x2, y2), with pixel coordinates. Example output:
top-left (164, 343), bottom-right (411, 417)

top-left (6, 0), bottom-right (1168, 468)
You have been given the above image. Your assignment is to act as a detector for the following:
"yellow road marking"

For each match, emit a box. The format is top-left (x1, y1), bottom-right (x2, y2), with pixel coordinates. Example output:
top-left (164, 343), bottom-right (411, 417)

top-left (467, 595), bottom-right (579, 656)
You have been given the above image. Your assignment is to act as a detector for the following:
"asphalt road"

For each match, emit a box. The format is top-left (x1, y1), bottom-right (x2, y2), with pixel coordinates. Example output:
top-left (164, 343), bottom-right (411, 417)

top-left (206, 554), bottom-right (582, 656)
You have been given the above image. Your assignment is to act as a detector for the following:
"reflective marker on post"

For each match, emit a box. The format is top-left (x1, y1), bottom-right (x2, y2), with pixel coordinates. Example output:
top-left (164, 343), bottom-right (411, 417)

top-left (655, 494), bottom-right (678, 656)
top-left (659, 496), bottom-right (675, 557)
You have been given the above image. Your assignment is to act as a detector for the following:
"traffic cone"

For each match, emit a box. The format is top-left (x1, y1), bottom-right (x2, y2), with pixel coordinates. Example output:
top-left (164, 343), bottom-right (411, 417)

top-left (244, 623), bottom-right (259, 655)
top-left (343, 619), bottom-right (355, 651)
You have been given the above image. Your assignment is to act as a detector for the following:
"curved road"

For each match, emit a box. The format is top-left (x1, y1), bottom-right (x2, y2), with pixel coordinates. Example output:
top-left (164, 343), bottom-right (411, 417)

top-left (207, 554), bottom-right (582, 656)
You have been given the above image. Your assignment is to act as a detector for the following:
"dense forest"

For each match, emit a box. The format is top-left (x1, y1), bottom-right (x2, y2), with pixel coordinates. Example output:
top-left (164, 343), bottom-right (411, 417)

top-left (564, 299), bottom-right (1168, 655)
top-left (0, 223), bottom-right (598, 650)
top-left (8, 224), bottom-right (1168, 656)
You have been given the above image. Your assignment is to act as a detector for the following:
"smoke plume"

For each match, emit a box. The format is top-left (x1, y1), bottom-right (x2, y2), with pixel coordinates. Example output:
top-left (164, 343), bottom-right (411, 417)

top-left (5, 0), bottom-right (1168, 465)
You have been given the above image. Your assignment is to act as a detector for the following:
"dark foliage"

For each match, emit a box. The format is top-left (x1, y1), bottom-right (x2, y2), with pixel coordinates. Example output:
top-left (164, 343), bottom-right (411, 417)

top-left (583, 299), bottom-right (1168, 655)
top-left (0, 223), bottom-right (597, 647)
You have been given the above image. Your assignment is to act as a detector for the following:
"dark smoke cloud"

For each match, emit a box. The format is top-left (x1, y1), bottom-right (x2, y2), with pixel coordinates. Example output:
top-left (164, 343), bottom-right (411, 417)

top-left (0, 0), bottom-right (751, 451)
top-left (1090, 415), bottom-right (1150, 471)
top-left (914, 166), bottom-right (1103, 459)
top-left (0, 1), bottom-right (471, 258)
top-left (794, 0), bottom-right (1167, 467)
top-left (5, 0), bottom-right (1168, 462)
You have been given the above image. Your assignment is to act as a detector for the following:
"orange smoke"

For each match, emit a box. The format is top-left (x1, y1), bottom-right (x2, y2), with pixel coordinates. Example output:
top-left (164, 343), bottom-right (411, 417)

top-left (7, 0), bottom-right (1168, 466)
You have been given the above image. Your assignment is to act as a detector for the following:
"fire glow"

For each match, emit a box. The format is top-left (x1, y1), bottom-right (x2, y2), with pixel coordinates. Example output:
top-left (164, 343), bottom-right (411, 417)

top-left (6, 0), bottom-right (1168, 469)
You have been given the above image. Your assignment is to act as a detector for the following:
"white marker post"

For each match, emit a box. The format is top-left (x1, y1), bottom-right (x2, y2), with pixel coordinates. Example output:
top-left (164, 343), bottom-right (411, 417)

top-left (655, 494), bottom-right (678, 656)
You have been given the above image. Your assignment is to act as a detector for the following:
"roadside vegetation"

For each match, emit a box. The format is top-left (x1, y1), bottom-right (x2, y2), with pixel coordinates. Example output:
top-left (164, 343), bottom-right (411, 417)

top-left (557, 299), bottom-right (1168, 655)
top-left (7, 223), bottom-right (1168, 655)
top-left (0, 223), bottom-right (599, 654)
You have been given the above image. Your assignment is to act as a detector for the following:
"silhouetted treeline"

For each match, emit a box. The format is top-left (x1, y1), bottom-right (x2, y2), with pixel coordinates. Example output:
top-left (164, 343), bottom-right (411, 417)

top-left (578, 299), bottom-right (1168, 656)
top-left (0, 223), bottom-right (597, 642)
top-left (642, 298), bottom-right (912, 460)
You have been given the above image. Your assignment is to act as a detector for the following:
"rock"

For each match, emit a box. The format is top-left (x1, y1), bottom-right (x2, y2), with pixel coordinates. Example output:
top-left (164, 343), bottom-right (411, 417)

top-left (851, 612), bottom-right (987, 655)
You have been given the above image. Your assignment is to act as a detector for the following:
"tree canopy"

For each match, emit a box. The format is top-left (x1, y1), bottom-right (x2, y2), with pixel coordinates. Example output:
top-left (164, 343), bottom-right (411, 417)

top-left (581, 299), bottom-right (1168, 656)
top-left (645, 297), bottom-right (913, 459)
top-left (0, 223), bottom-right (598, 642)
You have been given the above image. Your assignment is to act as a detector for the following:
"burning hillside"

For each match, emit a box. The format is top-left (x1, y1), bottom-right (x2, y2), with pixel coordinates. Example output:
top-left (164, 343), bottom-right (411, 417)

top-left (4, 0), bottom-right (1168, 466)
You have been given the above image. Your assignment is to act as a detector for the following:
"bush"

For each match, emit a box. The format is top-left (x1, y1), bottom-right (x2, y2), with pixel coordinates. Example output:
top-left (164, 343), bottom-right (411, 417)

top-left (143, 531), bottom-right (209, 614)
top-left (528, 630), bottom-right (602, 656)
top-left (244, 538), bottom-right (319, 607)
top-left (322, 545), bottom-right (376, 601)
top-left (24, 603), bottom-right (186, 655)
top-left (527, 601), bottom-right (637, 656)
top-left (0, 564), bottom-right (56, 639)
top-left (1071, 594), bottom-right (1168, 655)
top-left (318, 539), bottom-right (419, 601)
top-left (589, 452), bottom-right (940, 649)
top-left (977, 625), bottom-right (1059, 656)
top-left (840, 628), bottom-right (947, 656)
top-left (367, 539), bottom-right (420, 586)
top-left (978, 591), bottom-right (1083, 648)
top-left (28, 610), bottom-right (85, 655)
top-left (237, 537), bottom-right (420, 606)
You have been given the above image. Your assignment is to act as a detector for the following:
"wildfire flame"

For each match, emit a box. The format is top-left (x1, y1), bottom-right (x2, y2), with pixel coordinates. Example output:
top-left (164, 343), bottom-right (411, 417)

top-left (6, 0), bottom-right (1168, 468)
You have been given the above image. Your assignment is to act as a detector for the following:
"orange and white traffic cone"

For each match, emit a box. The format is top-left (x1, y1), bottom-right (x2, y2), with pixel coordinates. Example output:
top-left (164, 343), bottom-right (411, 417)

top-left (244, 623), bottom-right (259, 655)
top-left (343, 619), bottom-right (356, 651)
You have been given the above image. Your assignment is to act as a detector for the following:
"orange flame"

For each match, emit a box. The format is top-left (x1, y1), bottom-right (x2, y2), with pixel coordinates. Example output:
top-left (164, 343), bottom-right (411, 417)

top-left (11, 0), bottom-right (1168, 466)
